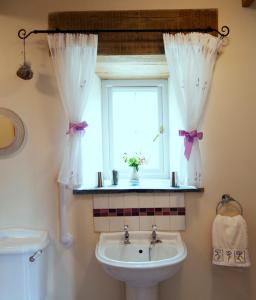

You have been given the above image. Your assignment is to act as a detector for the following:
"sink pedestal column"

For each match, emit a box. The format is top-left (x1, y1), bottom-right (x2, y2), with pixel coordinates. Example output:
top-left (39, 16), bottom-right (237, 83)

top-left (126, 284), bottom-right (158, 300)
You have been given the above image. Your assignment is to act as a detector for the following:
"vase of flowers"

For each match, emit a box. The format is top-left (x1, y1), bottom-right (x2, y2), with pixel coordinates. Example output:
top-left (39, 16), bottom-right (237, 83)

top-left (123, 153), bottom-right (146, 185)
top-left (130, 166), bottom-right (139, 182)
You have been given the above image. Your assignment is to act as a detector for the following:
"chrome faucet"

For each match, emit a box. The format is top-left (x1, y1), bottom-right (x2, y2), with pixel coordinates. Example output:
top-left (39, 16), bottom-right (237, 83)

top-left (151, 225), bottom-right (162, 245)
top-left (124, 225), bottom-right (130, 244)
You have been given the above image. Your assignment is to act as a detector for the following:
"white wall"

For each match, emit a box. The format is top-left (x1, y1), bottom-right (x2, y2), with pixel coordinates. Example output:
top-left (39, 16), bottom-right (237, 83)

top-left (0, 0), bottom-right (256, 299)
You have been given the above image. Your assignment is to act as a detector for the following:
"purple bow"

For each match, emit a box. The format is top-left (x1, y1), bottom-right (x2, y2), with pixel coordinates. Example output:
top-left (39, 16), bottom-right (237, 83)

top-left (67, 121), bottom-right (88, 135)
top-left (179, 130), bottom-right (203, 160)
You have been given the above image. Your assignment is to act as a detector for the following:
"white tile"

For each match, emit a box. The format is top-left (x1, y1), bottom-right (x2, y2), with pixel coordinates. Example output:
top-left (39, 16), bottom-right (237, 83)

top-left (94, 217), bottom-right (110, 232)
top-left (170, 216), bottom-right (186, 231)
top-left (124, 216), bottom-right (140, 231)
top-left (109, 194), bottom-right (125, 209)
top-left (93, 194), bottom-right (109, 209)
top-left (169, 193), bottom-right (185, 207)
top-left (139, 193), bottom-right (154, 208)
top-left (124, 193), bottom-right (139, 208)
top-left (155, 216), bottom-right (170, 231)
top-left (154, 193), bottom-right (170, 208)
top-left (169, 194), bottom-right (178, 207)
top-left (109, 217), bottom-right (125, 232)
top-left (176, 194), bottom-right (185, 207)
top-left (140, 216), bottom-right (155, 231)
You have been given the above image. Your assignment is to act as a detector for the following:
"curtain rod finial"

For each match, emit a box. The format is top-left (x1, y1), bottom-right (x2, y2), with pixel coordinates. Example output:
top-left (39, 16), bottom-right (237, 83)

top-left (220, 26), bottom-right (230, 37)
top-left (18, 29), bottom-right (27, 39)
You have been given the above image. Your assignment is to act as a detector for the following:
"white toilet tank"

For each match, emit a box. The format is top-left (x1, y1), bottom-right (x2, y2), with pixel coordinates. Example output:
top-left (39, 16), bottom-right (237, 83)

top-left (0, 228), bottom-right (49, 300)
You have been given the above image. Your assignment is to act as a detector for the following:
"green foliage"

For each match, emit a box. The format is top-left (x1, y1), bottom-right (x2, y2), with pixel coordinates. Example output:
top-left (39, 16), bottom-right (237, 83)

top-left (123, 152), bottom-right (146, 171)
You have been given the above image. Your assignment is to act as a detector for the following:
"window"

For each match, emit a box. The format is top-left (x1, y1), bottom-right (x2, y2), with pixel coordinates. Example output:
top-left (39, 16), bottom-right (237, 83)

top-left (102, 80), bottom-right (169, 180)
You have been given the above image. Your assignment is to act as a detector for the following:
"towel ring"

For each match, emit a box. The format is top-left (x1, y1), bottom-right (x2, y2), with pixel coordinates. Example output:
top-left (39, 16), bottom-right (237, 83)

top-left (216, 194), bottom-right (243, 215)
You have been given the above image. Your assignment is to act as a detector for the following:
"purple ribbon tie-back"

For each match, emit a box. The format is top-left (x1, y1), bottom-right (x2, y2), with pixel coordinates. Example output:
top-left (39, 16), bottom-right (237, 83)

top-left (67, 121), bottom-right (88, 135)
top-left (179, 130), bottom-right (203, 160)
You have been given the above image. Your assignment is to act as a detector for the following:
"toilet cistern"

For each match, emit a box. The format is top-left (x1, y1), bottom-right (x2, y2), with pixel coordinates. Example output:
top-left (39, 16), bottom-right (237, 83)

top-left (0, 228), bottom-right (49, 300)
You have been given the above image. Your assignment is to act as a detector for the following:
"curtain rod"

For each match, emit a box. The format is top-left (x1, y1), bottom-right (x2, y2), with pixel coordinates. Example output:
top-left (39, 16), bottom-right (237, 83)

top-left (18, 26), bottom-right (230, 40)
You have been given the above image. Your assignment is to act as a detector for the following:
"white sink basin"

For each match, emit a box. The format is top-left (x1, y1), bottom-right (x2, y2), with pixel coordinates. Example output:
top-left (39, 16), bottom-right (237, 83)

top-left (96, 231), bottom-right (187, 300)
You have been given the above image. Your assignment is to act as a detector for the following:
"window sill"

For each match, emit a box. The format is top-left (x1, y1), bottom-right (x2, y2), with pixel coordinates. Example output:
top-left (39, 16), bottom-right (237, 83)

top-left (73, 179), bottom-right (204, 195)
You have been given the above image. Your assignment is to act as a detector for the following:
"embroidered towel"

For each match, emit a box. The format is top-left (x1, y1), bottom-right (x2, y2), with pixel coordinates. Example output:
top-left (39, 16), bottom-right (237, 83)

top-left (212, 214), bottom-right (250, 267)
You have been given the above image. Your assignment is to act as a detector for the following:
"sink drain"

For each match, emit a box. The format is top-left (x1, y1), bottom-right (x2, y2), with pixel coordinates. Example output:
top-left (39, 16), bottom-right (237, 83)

top-left (139, 249), bottom-right (143, 253)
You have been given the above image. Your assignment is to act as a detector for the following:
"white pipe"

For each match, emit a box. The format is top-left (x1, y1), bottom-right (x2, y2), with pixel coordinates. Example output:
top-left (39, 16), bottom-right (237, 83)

top-left (59, 183), bottom-right (74, 248)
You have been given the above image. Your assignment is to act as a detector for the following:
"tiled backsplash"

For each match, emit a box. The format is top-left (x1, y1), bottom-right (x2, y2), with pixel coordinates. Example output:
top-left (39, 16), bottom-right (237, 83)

top-left (93, 193), bottom-right (186, 232)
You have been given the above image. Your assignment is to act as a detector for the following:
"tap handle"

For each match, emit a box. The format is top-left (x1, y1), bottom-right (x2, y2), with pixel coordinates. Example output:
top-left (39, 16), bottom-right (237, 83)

top-left (152, 224), bottom-right (157, 231)
top-left (124, 224), bottom-right (129, 231)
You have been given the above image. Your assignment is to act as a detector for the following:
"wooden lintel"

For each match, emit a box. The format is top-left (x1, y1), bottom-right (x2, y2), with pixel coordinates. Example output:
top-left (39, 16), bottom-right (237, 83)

top-left (242, 0), bottom-right (255, 7)
top-left (48, 9), bottom-right (218, 55)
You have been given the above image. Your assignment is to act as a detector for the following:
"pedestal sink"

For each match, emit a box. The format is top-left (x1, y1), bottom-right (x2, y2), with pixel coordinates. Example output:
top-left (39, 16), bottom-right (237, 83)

top-left (95, 231), bottom-right (187, 300)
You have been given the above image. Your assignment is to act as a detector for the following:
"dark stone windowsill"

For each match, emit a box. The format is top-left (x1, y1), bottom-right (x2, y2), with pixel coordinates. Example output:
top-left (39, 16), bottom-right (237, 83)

top-left (73, 179), bottom-right (204, 195)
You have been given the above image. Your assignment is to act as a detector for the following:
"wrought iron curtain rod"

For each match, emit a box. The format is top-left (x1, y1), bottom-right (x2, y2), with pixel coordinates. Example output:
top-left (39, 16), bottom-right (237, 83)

top-left (18, 26), bottom-right (230, 40)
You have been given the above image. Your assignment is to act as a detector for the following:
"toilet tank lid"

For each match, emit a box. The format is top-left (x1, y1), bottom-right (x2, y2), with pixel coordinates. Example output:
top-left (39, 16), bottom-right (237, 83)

top-left (0, 228), bottom-right (49, 254)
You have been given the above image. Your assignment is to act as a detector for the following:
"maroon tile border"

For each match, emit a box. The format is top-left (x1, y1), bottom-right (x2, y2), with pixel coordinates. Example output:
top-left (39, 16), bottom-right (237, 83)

top-left (93, 207), bottom-right (186, 217)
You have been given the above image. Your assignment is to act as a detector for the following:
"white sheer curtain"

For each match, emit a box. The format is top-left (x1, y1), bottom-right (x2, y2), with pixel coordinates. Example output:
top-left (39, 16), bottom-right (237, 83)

top-left (164, 33), bottom-right (223, 187)
top-left (48, 33), bottom-right (98, 246)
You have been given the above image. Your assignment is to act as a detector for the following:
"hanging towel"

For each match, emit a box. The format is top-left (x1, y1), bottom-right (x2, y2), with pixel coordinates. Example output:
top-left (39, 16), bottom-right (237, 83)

top-left (212, 214), bottom-right (250, 267)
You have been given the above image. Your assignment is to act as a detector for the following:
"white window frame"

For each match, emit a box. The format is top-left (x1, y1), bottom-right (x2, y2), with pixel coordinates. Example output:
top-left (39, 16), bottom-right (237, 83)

top-left (101, 79), bottom-right (169, 180)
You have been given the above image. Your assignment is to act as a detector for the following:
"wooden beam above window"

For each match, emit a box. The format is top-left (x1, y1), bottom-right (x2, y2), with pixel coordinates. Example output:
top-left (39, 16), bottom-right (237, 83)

top-left (48, 9), bottom-right (218, 55)
top-left (242, 0), bottom-right (255, 7)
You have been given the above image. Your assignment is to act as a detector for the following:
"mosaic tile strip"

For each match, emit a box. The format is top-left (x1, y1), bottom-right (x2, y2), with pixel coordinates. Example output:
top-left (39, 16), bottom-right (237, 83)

top-left (93, 207), bottom-right (186, 217)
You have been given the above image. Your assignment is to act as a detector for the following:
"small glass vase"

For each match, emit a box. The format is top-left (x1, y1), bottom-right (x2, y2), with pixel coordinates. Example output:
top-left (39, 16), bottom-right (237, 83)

top-left (129, 166), bottom-right (139, 186)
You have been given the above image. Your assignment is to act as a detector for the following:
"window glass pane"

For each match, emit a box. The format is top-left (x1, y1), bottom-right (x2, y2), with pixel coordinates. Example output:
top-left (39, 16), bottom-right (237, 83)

top-left (111, 87), bottom-right (161, 173)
